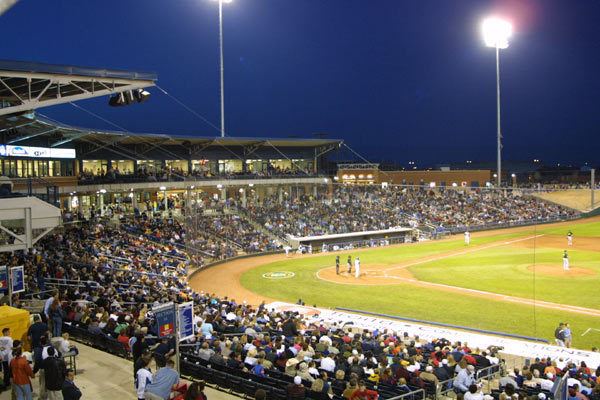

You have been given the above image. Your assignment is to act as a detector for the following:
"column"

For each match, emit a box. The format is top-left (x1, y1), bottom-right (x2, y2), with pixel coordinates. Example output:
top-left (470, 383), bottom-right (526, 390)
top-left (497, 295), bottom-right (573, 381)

top-left (240, 188), bottom-right (247, 207)
top-left (99, 193), bottom-right (105, 216)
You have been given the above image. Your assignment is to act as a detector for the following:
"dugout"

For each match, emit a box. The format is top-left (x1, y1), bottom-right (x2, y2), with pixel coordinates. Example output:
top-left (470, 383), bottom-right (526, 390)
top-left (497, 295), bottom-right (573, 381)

top-left (289, 227), bottom-right (414, 252)
top-left (0, 305), bottom-right (31, 350)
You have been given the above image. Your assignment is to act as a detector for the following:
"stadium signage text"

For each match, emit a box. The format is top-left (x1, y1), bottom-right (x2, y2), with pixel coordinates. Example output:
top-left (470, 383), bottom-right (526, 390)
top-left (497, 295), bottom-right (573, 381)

top-left (0, 145), bottom-right (76, 159)
top-left (262, 271), bottom-right (295, 279)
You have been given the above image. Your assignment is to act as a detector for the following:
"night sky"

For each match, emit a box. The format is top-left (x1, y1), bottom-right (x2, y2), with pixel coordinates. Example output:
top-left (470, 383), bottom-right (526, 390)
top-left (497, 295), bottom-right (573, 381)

top-left (2, 1), bottom-right (600, 165)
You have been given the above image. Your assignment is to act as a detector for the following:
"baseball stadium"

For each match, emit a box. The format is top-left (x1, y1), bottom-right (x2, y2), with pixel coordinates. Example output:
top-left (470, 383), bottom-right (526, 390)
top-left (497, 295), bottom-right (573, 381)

top-left (0, 2), bottom-right (599, 400)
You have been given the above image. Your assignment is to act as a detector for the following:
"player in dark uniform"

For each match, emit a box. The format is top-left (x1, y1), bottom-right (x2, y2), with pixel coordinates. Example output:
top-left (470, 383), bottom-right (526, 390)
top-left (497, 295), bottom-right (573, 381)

top-left (335, 255), bottom-right (340, 275)
top-left (347, 255), bottom-right (352, 274)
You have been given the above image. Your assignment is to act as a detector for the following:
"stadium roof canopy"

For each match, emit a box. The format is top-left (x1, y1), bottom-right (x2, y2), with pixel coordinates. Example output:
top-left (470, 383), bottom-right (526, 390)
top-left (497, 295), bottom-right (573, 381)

top-left (1, 114), bottom-right (342, 152)
top-left (0, 60), bottom-right (156, 117)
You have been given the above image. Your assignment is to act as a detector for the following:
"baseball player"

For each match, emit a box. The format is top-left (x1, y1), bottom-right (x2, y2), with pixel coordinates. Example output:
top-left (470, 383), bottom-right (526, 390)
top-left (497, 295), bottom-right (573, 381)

top-left (567, 231), bottom-right (573, 246)
top-left (347, 255), bottom-right (352, 274)
top-left (335, 255), bottom-right (340, 275)
top-left (464, 231), bottom-right (471, 245)
top-left (563, 250), bottom-right (569, 271)
top-left (354, 257), bottom-right (361, 278)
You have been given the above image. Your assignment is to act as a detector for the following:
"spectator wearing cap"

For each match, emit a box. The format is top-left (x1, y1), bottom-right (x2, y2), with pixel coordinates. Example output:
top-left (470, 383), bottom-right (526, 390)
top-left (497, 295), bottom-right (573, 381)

top-left (434, 359), bottom-right (451, 383)
top-left (286, 376), bottom-right (306, 400)
top-left (454, 364), bottom-right (476, 394)
top-left (420, 365), bottom-right (439, 386)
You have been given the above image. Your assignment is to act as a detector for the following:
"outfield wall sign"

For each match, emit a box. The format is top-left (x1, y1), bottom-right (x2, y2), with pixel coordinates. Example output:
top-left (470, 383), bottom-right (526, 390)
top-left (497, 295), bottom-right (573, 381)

top-left (262, 271), bottom-right (295, 279)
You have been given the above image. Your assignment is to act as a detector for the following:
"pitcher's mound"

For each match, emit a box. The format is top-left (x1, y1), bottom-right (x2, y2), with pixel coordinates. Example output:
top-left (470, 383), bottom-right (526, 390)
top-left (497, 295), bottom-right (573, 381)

top-left (527, 264), bottom-right (596, 277)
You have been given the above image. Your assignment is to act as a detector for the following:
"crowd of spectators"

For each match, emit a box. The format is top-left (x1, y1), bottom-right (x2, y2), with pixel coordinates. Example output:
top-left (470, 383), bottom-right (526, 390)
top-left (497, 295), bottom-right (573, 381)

top-left (1, 207), bottom-right (598, 399)
top-left (78, 165), bottom-right (313, 185)
top-left (244, 186), bottom-right (577, 238)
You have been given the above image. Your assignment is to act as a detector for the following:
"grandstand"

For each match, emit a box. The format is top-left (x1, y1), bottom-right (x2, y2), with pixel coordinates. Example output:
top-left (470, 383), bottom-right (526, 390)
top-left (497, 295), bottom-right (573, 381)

top-left (0, 27), bottom-right (599, 400)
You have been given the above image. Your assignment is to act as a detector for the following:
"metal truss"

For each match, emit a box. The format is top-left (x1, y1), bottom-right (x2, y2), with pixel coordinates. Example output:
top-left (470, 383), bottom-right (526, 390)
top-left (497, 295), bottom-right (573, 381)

top-left (0, 68), bottom-right (155, 116)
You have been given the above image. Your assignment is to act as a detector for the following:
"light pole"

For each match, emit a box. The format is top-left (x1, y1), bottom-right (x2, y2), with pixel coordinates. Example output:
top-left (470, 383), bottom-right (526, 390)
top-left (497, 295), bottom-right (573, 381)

top-left (212, 0), bottom-right (232, 137)
top-left (482, 17), bottom-right (512, 187)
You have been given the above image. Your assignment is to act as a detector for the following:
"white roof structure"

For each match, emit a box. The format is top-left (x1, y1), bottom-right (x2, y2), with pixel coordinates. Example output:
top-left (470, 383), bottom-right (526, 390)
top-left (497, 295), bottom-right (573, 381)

top-left (0, 60), bottom-right (156, 116)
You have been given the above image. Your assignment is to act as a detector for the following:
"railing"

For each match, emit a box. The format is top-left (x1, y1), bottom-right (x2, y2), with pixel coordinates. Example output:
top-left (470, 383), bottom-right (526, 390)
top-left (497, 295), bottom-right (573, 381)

top-left (77, 172), bottom-right (326, 185)
top-left (438, 215), bottom-right (578, 235)
top-left (45, 278), bottom-right (102, 289)
top-left (386, 388), bottom-right (425, 400)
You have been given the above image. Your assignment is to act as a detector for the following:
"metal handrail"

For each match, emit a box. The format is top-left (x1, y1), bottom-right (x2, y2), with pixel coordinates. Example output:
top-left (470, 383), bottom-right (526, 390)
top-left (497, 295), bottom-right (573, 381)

top-left (386, 388), bottom-right (425, 400)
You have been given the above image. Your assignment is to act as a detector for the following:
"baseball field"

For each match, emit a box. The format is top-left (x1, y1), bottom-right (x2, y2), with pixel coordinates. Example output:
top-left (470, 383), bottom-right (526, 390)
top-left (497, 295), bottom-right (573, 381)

top-left (189, 216), bottom-right (600, 349)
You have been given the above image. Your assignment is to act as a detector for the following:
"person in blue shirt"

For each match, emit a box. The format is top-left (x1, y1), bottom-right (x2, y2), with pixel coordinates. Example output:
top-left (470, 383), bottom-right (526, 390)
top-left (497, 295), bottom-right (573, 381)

top-left (563, 323), bottom-right (572, 348)
top-left (144, 358), bottom-right (179, 400)
top-left (454, 365), bottom-right (476, 394)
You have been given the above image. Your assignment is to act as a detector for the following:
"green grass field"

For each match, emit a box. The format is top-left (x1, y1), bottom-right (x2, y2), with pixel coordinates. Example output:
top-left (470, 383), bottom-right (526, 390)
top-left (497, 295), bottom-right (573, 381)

top-left (240, 217), bottom-right (600, 349)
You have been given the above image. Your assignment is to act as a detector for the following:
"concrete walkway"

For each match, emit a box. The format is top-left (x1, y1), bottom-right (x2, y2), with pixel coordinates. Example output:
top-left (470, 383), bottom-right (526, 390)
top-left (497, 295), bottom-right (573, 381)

top-left (0, 342), bottom-right (240, 400)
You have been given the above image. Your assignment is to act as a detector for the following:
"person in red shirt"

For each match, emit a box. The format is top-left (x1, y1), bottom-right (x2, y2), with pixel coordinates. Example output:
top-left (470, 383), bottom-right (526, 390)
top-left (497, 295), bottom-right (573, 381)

top-left (350, 380), bottom-right (379, 400)
top-left (10, 340), bottom-right (34, 400)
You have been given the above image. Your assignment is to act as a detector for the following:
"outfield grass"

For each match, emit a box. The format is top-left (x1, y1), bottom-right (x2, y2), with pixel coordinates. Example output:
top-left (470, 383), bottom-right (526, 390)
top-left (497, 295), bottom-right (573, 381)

top-left (240, 219), bottom-right (600, 349)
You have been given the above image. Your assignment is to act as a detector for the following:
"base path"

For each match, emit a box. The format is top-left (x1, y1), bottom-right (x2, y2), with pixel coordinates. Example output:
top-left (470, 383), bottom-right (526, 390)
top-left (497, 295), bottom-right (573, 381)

top-left (188, 217), bottom-right (600, 317)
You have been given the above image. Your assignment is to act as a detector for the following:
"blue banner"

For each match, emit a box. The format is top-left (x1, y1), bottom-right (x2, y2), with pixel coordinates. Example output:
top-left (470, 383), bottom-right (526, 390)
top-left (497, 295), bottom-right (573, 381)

top-left (10, 266), bottom-right (24, 294)
top-left (154, 303), bottom-right (176, 338)
top-left (0, 265), bottom-right (6, 292)
top-left (178, 302), bottom-right (194, 341)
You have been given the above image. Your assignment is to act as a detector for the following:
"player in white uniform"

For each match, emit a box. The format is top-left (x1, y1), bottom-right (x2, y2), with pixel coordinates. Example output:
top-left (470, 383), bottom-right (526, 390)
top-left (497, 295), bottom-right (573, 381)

top-left (354, 257), bottom-right (360, 278)
top-left (464, 231), bottom-right (471, 245)
top-left (563, 250), bottom-right (569, 271)
top-left (567, 231), bottom-right (573, 246)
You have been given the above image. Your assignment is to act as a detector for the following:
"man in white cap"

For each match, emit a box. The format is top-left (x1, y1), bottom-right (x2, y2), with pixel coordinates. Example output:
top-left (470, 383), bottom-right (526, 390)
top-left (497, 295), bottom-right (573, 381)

top-left (420, 365), bottom-right (439, 385)
top-left (286, 375), bottom-right (306, 399)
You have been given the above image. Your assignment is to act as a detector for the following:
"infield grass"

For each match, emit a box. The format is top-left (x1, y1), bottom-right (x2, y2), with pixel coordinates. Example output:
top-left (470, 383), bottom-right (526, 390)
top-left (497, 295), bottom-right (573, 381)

top-left (240, 218), bottom-right (600, 349)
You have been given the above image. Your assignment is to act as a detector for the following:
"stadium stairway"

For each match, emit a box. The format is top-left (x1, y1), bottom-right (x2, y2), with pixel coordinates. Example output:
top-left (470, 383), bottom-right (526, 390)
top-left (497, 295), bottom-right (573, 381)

top-left (226, 206), bottom-right (292, 248)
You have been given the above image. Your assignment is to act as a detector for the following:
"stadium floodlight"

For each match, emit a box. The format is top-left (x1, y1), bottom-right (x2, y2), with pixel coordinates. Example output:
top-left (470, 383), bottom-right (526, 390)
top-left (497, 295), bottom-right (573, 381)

top-left (210, 0), bottom-right (233, 137)
top-left (482, 17), bottom-right (512, 49)
top-left (482, 16), bottom-right (512, 187)
top-left (108, 88), bottom-right (150, 107)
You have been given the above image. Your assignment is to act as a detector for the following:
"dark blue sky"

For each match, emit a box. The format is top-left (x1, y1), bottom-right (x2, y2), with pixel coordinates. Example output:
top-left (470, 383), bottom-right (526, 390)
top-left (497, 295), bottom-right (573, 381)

top-left (3, 0), bottom-right (600, 164)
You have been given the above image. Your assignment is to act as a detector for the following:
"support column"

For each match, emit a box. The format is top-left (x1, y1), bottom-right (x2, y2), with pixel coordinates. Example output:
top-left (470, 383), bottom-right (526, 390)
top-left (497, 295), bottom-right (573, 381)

top-left (99, 193), bottom-right (105, 216)
top-left (131, 191), bottom-right (138, 212)
top-left (68, 195), bottom-right (73, 212)
top-left (163, 190), bottom-right (168, 212)
top-left (220, 186), bottom-right (227, 201)
top-left (278, 186), bottom-right (283, 204)
top-left (313, 185), bottom-right (318, 198)
top-left (240, 188), bottom-right (247, 207)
